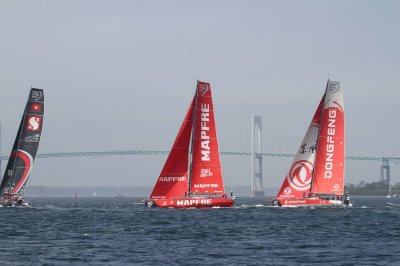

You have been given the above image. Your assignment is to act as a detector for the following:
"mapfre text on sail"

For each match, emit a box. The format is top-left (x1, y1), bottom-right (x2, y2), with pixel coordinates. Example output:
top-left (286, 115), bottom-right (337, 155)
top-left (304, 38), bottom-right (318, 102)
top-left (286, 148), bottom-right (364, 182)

top-left (200, 103), bottom-right (211, 161)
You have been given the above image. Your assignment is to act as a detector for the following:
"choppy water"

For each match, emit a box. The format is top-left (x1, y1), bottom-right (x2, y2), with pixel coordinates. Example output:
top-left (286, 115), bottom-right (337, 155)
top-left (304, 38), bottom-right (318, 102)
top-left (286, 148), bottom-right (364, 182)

top-left (1, 196), bottom-right (400, 265)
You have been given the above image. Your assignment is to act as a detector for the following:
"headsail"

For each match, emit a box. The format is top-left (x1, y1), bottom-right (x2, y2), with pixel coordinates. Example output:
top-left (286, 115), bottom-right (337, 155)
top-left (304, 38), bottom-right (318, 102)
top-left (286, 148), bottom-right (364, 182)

top-left (311, 80), bottom-right (344, 195)
top-left (190, 81), bottom-right (225, 195)
top-left (276, 96), bottom-right (324, 200)
top-left (149, 99), bottom-right (195, 199)
top-left (0, 88), bottom-right (44, 197)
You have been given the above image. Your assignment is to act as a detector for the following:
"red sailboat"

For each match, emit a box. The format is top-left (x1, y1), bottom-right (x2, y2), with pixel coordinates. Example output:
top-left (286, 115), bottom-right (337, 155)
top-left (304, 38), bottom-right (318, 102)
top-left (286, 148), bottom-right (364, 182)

top-left (146, 81), bottom-right (234, 208)
top-left (272, 80), bottom-right (351, 207)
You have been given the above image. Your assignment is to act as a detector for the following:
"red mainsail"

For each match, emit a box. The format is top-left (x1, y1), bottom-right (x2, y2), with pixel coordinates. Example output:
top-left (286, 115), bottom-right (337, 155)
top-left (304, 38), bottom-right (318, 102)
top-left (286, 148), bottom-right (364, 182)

top-left (149, 99), bottom-right (194, 199)
top-left (190, 82), bottom-right (225, 195)
top-left (311, 81), bottom-right (345, 195)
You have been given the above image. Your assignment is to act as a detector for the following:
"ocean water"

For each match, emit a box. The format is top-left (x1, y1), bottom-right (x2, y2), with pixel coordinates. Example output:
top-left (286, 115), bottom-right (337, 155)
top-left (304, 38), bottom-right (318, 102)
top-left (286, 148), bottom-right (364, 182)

top-left (1, 196), bottom-right (400, 265)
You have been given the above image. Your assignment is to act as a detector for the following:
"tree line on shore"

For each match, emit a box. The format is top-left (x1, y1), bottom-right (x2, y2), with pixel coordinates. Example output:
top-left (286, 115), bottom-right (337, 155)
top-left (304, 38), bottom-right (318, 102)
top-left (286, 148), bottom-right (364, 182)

top-left (347, 181), bottom-right (398, 196)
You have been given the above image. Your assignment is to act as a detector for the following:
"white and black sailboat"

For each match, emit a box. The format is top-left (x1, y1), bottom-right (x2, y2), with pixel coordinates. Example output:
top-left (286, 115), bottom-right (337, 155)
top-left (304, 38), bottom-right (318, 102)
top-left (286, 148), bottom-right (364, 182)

top-left (0, 88), bottom-right (44, 207)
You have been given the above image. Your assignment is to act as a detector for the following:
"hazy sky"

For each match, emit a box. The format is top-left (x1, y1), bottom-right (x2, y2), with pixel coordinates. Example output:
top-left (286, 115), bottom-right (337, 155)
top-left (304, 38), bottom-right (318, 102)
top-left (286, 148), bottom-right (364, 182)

top-left (0, 0), bottom-right (399, 190)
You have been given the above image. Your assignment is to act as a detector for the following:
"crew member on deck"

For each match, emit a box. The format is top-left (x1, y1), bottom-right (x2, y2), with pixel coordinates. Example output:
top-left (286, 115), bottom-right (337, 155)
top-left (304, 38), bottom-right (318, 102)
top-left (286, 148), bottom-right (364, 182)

top-left (16, 196), bottom-right (23, 205)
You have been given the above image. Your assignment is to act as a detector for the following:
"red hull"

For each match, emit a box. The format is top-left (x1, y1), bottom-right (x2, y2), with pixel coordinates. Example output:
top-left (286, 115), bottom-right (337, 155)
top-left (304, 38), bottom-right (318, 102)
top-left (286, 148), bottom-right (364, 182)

top-left (275, 197), bottom-right (346, 207)
top-left (147, 197), bottom-right (234, 208)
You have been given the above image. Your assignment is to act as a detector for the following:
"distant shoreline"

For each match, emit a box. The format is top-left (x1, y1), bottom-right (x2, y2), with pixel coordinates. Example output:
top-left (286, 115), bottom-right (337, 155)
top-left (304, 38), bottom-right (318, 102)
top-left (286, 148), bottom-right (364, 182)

top-left (25, 185), bottom-right (278, 198)
top-left (25, 186), bottom-right (393, 198)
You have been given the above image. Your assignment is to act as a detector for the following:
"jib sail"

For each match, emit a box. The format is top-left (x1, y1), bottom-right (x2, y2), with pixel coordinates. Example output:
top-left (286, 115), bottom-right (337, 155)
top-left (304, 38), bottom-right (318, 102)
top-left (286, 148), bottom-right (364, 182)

top-left (149, 99), bottom-right (194, 199)
top-left (276, 96), bottom-right (324, 199)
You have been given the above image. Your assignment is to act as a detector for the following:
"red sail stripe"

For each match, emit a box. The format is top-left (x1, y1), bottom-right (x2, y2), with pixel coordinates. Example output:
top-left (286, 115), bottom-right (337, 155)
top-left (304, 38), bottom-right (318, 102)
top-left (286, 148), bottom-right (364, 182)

top-left (11, 151), bottom-right (32, 194)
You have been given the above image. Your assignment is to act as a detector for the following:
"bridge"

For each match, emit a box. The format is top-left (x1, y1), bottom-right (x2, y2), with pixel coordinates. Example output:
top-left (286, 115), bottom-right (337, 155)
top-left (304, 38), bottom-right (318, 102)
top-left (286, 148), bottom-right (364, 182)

top-left (0, 150), bottom-right (394, 161)
top-left (0, 116), bottom-right (398, 196)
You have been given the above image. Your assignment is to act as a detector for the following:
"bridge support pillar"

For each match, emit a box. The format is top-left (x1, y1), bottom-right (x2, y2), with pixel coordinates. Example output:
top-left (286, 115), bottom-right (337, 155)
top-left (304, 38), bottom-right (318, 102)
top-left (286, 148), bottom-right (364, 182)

top-left (380, 157), bottom-right (390, 185)
top-left (251, 115), bottom-right (264, 197)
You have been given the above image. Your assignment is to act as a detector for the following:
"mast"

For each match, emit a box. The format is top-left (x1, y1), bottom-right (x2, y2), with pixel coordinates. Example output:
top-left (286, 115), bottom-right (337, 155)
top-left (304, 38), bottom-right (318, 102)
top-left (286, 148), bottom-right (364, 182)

top-left (308, 80), bottom-right (329, 195)
top-left (0, 122), bottom-right (2, 179)
top-left (187, 81), bottom-right (199, 195)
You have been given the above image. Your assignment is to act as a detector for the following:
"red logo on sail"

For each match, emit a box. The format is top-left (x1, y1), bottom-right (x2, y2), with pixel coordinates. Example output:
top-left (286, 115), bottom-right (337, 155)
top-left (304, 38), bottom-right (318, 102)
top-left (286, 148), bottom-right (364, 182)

top-left (283, 187), bottom-right (292, 195)
top-left (200, 168), bottom-right (213, 178)
top-left (26, 116), bottom-right (41, 131)
top-left (31, 103), bottom-right (41, 112)
top-left (287, 160), bottom-right (313, 191)
top-left (198, 82), bottom-right (209, 96)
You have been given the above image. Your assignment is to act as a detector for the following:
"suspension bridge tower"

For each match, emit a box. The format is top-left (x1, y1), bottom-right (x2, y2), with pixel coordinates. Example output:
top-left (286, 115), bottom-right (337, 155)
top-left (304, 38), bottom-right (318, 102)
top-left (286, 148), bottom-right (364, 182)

top-left (251, 115), bottom-right (264, 197)
top-left (380, 157), bottom-right (390, 184)
top-left (380, 157), bottom-right (391, 193)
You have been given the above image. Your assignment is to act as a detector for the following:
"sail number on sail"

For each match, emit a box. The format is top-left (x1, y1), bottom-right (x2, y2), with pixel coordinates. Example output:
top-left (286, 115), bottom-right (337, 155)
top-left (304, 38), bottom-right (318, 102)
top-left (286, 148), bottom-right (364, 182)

top-left (200, 103), bottom-right (211, 161)
top-left (325, 109), bottom-right (337, 179)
